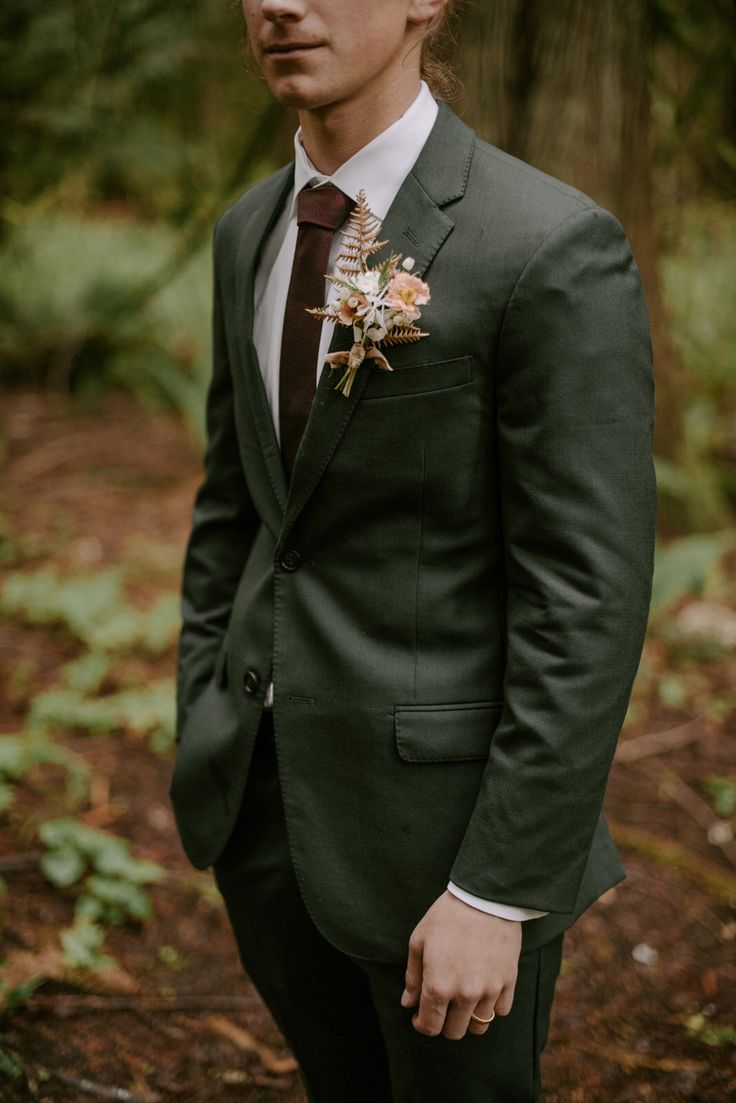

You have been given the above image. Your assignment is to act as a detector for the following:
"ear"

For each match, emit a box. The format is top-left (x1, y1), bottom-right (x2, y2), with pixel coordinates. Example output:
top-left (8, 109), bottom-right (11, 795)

top-left (406, 0), bottom-right (449, 29)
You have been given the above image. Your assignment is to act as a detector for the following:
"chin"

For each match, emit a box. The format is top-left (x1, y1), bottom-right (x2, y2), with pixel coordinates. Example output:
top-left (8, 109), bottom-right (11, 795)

top-left (266, 72), bottom-right (351, 113)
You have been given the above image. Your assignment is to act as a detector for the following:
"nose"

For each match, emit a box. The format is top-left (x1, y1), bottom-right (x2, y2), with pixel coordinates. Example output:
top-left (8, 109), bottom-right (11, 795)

top-left (260, 0), bottom-right (306, 22)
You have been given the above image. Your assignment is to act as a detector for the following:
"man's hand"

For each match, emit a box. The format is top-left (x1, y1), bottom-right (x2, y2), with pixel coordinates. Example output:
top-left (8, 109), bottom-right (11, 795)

top-left (400, 890), bottom-right (522, 1040)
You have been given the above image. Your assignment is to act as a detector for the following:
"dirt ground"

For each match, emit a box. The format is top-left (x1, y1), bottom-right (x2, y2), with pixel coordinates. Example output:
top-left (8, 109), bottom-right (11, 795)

top-left (0, 391), bottom-right (734, 1102)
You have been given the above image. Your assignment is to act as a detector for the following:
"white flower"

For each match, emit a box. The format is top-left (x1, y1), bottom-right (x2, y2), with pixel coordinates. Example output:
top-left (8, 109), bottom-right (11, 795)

top-left (402, 256), bottom-right (415, 271)
top-left (352, 270), bottom-right (382, 296)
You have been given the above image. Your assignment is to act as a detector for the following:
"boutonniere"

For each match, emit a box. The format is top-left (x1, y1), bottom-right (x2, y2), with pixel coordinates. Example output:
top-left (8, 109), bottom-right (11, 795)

top-left (306, 189), bottom-right (431, 397)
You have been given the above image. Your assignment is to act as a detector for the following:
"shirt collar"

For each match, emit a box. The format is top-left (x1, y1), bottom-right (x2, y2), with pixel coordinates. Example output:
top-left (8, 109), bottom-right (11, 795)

top-left (288, 80), bottom-right (439, 222)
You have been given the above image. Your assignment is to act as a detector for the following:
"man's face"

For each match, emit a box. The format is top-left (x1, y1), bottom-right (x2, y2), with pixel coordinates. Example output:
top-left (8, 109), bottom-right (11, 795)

top-left (242, 0), bottom-right (433, 111)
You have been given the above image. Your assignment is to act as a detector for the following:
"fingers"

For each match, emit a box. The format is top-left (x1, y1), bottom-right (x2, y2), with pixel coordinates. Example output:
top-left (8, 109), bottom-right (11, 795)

top-left (413, 979), bottom-right (516, 1041)
top-left (400, 933), bottom-right (424, 1009)
top-left (493, 981), bottom-right (515, 1019)
top-left (465, 980), bottom-right (515, 1038)
top-left (400, 906), bottom-right (520, 1041)
top-left (412, 979), bottom-right (452, 1037)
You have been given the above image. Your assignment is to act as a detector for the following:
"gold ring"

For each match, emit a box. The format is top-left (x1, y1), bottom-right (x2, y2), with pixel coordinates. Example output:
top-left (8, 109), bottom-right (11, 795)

top-left (470, 1009), bottom-right (495, 1024)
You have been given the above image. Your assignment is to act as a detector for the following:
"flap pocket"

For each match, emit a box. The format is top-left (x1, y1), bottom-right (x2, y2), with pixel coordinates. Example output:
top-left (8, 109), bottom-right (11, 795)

top-left (394, 700), bottom-right (504, 762)
top-left (362, 354), bottom-right (473, 400)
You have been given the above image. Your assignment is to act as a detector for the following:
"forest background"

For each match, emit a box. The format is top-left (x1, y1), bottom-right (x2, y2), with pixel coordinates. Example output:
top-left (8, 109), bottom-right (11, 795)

top-left (0, 2), bottom-right (735, 1101)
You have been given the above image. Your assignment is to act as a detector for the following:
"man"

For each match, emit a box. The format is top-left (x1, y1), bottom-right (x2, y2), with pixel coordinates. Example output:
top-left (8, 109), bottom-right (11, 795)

top-left (168, 1), bottom-right (657, 1099)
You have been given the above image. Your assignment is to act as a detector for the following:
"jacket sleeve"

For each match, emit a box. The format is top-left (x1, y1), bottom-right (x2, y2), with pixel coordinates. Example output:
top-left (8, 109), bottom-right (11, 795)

top-left (174, 216), bottom-right (260, 745)
top-left (448, 205), bottom-right (657, 913)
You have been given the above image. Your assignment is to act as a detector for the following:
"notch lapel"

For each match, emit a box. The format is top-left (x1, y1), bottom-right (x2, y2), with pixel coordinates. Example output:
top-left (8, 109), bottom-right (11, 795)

top-left (232, 164), bottom-right (294, 527)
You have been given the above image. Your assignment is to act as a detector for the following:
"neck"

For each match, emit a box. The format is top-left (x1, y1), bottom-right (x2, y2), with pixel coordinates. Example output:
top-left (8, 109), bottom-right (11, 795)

top-left (297, 73), bottom-right (422, 175)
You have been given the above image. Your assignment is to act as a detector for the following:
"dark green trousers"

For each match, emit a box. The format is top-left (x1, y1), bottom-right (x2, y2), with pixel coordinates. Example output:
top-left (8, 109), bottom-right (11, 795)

top-left (212, 711), bottom-right (565, 1103)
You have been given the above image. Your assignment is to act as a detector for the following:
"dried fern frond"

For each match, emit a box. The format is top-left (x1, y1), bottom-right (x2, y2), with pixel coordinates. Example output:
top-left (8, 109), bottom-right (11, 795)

top-left (305, 306), bottom-right (336, 320)
top-left (334, 257), bottom-right (361, 276)
top-left (335, 190), bottom-right (388, 273)
top-left (325, 273), bottom-right (360, 294)
top-left (380, 325), bottom-right (429, 346)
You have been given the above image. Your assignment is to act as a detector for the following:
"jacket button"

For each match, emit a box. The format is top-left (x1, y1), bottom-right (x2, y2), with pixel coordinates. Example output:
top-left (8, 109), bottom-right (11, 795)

top-left (243, 669), bottom-right (260, 695)
top-left (280, 549), bottom-right (302, 571)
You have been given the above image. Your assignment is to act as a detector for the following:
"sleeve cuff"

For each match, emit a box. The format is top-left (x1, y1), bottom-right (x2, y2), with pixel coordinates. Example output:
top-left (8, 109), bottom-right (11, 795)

top-left (446, 881), bottom-right (550, 921)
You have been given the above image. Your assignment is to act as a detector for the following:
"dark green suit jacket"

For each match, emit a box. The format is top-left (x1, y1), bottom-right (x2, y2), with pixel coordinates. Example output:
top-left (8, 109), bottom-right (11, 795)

top-left (169, 99), bottom-right (657, 962)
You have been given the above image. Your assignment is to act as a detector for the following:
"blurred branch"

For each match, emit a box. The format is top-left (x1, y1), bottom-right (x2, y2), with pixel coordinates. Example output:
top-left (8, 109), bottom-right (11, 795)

top-left (27, 993), bottom-right (261, 1015)
top-left (202, 1014), bottom-right (299, 1074)
top-left (0, 849), bottom-right (43, 872)
top-left (632, 762), bottom-right (736, 868)
top-left (615, 716), bottom-right (709, 762)
top-left (610, 819), bottom-right (736, 903)
top-left (573, 1038), bottom-right (708, 1074)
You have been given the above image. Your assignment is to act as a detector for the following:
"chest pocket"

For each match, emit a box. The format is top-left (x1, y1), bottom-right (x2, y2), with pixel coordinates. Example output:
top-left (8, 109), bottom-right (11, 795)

top-left (361, 354), bottom-right (473, 400)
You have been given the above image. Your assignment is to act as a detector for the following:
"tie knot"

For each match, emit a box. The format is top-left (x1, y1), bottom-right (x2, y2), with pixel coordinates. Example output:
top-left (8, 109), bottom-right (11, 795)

top-left (297, 182), bottom-right (355, 231)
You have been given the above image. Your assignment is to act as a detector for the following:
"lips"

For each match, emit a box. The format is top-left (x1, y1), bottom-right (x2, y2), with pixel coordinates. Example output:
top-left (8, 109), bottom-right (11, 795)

top-left (264, 42), bottom-right (321, 55)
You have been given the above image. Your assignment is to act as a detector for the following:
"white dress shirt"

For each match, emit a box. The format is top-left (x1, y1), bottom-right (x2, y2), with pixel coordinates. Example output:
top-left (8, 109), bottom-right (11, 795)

top-left (251, 80), bottom-right (548, 923)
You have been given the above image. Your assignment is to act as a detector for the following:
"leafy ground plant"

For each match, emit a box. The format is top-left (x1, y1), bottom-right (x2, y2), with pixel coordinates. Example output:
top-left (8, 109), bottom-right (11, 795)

top-left (27, 680), bottom-right (176, 752)
top-left (0, 734), bottom-right (89, 812)
top-left (38, 817), bottom-right (166, 969)
top-left (0, 565), bottom-right (179, 655)
top-left (0, 1039), bottom-right (25, 1082)
top-left (702, 776), bottom-right (736, 818)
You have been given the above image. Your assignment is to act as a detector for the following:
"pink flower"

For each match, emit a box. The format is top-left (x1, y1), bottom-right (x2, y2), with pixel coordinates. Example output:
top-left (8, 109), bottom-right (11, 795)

top-left (385, 272), bottom-right (430, 320)
top-left (335, 291), bottom-right (368, 325)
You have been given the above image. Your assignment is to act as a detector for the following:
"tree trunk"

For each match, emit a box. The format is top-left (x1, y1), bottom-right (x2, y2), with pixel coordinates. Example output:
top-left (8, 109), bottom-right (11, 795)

top-left (455, 0), bottom-right (684, 462)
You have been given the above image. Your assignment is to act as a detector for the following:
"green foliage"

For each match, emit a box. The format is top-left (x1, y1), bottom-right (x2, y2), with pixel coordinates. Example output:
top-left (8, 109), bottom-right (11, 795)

top-left (685, 1012), bottom-right (736, 1048)
top-left (158, 944), bottom-right (185, 970)
top-left (653, 4), bottom-right (736, 197)
top-left (661, 205), bottom-right (736, 393)
top-left (83, 875), bottom-right (152, 923)
top-left (39, 817), bottom-right (166, 890)
top-left (59, 917), bottom-right (115, 972)
top-left (1, 562), bottom-right (177, 766)
top-left (657, 673), bottom-right (688, 710)
top-left (0, 733), bottom-right (89, 811)
top-left (61, 651), bottom-right (111, 695)
top-left (0, 515), bottom-right (53, 569)
top-left (0, 0), bottom-right (252, 214)
top-left (27, 680), bottom-right (175, 749)
top-left (702, 776), bottom-right (736, 818)
top-left (0, 978), bottom-right (45, 1019)
top-left (0, 214), bottom-right (211, 419)
top-left (40, 845), bottom-right (86, 889)
top-left (0, 0), bottom-right (280, 421)
top-left (0, 565), bottom-right (180, 655)
top-left (0, 1041), bottom-right (24, 1080)
top-left (38, 817), bottom-right (166, 968)
top-left (658, 203), bottom-right (736, 528)
top-left (650, 531), bottom-right (736, 616)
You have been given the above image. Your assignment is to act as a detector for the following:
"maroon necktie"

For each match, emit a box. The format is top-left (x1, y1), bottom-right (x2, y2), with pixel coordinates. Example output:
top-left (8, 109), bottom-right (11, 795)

top-left (279, 182), bottom-right (355, 481)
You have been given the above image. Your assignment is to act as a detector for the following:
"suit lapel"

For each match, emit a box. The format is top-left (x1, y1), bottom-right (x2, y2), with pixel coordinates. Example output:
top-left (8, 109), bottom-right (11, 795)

top-left (233, 164), bottom-right (294, 522)
top-left (279, 100), bottom-right (476, 543)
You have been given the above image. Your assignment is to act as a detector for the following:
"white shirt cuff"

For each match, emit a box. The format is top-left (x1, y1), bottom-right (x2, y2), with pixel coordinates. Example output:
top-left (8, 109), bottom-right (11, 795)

top-left (447, 881), bottom-right (550, 920)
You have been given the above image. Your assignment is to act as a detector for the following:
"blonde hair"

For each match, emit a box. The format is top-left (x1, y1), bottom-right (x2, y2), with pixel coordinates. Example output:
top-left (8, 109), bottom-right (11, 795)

top-left (420, 0), bottom-right (464, 101)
